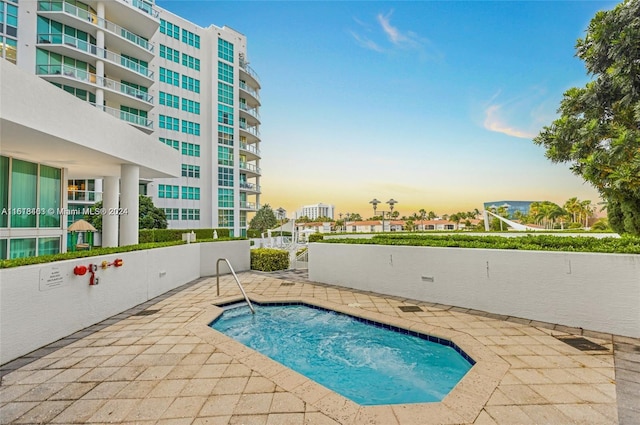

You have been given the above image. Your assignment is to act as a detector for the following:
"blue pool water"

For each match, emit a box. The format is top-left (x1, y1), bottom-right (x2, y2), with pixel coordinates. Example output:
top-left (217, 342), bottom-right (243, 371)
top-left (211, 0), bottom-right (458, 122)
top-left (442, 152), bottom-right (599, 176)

top-left (210, 303), bottom-right (473, 405)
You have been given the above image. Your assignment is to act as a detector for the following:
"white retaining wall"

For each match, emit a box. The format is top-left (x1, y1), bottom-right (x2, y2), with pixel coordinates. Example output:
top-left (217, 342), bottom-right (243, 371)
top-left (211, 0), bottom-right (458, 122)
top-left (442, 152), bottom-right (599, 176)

top-left (0, 241), bottom-right (249, 364)
top-left (309, 243), bottom-right (640, 338)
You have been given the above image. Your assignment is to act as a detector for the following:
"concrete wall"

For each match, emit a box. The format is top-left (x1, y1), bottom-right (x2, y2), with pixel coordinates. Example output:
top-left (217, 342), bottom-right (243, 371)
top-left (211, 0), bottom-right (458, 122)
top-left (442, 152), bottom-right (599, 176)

top-left (0, 241), bottom-right (249, 364)
top-left (309, 243), bottom-right (640, 338)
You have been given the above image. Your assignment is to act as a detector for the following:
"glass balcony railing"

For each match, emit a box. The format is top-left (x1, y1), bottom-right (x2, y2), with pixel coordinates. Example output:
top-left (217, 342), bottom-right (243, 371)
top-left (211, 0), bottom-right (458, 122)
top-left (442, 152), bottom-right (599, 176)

top-left (239, 81), bottom-right (259, 100)
top-left (130, 0), bottom-right (159, 18)
top-left (68, 190), bottom-right (101, 202)
top-left (90, 103), bottom-right (153, 129)
top-left (239, 59), bottom-right (260, 83)
top-left (37, 1), bottom-right (154, 53)
top-left (239, 142), bottom-right (260, 156)
top-left (36, 64), bottom-right (153, 103)
top-left (37, 33), bottom-right (154, 79)
top-left (239, 103), bottom-right (260, 120)
top-left (239, 162), bottom-right (261, 174)
top-left (239, 182), bottom-right (261, 192)
top-left (239, 201), bottom-right (257, 210)
top-left (239, 121), bottom-right (260, 137)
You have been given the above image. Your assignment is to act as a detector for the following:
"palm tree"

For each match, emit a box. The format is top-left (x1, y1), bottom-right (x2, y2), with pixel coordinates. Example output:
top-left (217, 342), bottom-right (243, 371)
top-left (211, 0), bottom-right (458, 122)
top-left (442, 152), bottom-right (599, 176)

top-left (563, 197), bottom-right (581, 223)
top-left (580, 200), bottom-right (594, 227)
top-left (428, 211), bottom-right (437, 220)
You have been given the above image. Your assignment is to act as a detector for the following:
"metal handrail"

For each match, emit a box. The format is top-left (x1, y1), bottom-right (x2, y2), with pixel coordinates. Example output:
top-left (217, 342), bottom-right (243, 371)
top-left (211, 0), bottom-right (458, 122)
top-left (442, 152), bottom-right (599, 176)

top-left (216, 258), bottom-right (255, 314)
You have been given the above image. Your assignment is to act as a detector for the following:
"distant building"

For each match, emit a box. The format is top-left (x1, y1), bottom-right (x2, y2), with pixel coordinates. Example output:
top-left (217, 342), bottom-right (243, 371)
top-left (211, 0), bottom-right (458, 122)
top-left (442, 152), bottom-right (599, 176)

top-left (297, 203), bottom-right (334, 220)
top-left (483, 201), bottom-right (537, 217)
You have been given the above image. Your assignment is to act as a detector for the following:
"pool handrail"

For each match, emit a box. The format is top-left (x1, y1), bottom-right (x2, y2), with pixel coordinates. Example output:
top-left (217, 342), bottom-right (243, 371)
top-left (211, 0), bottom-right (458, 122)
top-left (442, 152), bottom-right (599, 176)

top-left (216, 258), bottom-right (255, 314)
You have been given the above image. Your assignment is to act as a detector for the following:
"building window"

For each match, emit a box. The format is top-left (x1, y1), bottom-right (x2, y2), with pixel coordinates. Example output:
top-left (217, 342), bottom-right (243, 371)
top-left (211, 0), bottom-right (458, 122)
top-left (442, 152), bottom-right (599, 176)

top-left (181, 75), bottom-right (200, 93)
top-left (218, 82), bottom-right (234, 106)
top-left (182, 53), bottom-right (200, 71)
top-left (218, 125), bottom-right (234, 146)
top-left (9, 238), bottom-right (36, 259)
top-left (181, 29), bottom-right (200, 48)
top-left (218, 104), bottom-right (234, 125)
top-left (160, 19), bottom-right (180, 40)
top-left (0, 156), bottom-right (8, 228)
top-left (218, 38), bottom-right (234, 62)
top-left (218, 167), bottom-right (233, 187)
top-left (163, 208), bottom-right (179, 220)
top-left (181, 208), bottom-right (200, 220)
top-left (159, 114), bottom-right (179, 131)
top-left (159, 137), bottom-right (179, 150)
top-left (218, 146), bottom-right (233, 166)
top-left (39, 165), bottom-right (61, 228)
top-left (181, 164), bottom-right (200, 178)
top-left (159, 67), bottom-right (179, 86)
top-left (10, 159), bottom-right (38, 228)
top-left (159, 91), bottom-right (179, 109)
top-left (218, 209), bottom-right (234, 228)
top-left (181, 120), bottom-right (200, 136)
top-left (218, 61), bottom-right (233, 84)
top-left (218, 188), bottom-right (234, 208)
top-left (181, 98), bottom-right (200, 115)
top-left (158, 184), bottom-right (179, 199)
top-left (181, 186), bottom-right (200, 200)
top-left (181, 142), bottom-right (200, 157)
top-left (159, 44), bottom-right (180, 63)
top-left (38, 237), bottom-right (60, 256)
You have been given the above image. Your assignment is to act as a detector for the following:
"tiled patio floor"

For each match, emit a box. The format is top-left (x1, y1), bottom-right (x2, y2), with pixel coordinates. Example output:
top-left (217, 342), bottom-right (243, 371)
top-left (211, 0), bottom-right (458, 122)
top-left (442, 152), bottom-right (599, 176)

top-left (1, 271), bottom-right (638, 424)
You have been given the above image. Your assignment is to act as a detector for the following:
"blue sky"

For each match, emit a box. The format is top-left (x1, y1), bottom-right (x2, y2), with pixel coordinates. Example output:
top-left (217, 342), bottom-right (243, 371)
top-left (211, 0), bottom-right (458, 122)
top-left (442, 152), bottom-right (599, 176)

top-left (157, 0), bottom-right (616, 218)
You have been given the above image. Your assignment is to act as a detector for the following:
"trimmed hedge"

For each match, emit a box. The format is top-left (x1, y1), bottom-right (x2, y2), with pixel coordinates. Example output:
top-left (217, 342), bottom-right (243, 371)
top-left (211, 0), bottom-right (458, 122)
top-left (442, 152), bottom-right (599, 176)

top-left (250, 248), bottom-right (289, 271)
top-left (308, 233), bottom-right (324, 242)
top-left (319, 234), bottom-right (640, 254)
top-left (139, 228), bottom-right (231, 243)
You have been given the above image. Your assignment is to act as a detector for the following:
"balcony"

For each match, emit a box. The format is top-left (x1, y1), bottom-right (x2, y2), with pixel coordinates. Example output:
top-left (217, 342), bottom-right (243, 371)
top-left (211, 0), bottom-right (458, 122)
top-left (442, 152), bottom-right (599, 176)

top-left (90, 103), bottom-right (153, 133)
top-left (239, 142), bottom-right (260, 158)
top-left (239, 201), bottom-right (257, 211)
top-left (239, 182), bottom-right (261, 193)
top-left (37, 33), bottom-right (154, 85)
top-left (68, 190), bottom-right (102, 203)
top-left (239, 81), bottom-right (260, 102)
top-left (239, 59), bottom-right (260, 87)
top-left (99, 0), bottom-right (160, 38)
top-left (36, 64), bottom-right (153, 108)
top-left (239, 121), bottom-right (260, 141)
top-left (37, 1), bottom-right (154, 60)
top-left (239, 103), bottom-right (260, 122)
top-left (239, 162), bottom-right (261, 176)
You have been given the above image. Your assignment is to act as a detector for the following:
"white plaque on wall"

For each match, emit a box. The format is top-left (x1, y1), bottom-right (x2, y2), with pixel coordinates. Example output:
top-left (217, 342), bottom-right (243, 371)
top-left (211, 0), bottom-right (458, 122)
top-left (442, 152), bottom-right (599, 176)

top-left (39, 266), bottom-right (68, 291)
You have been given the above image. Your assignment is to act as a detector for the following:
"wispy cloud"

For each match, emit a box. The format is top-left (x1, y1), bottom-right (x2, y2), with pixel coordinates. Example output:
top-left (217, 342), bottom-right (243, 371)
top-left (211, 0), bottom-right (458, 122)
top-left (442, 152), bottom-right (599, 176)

top-left (349, 31), bottom-right (383, 52)
top-left (482, 88), bottom-right (552, 139)
top-left (377, 10), bottom-right (419, 48)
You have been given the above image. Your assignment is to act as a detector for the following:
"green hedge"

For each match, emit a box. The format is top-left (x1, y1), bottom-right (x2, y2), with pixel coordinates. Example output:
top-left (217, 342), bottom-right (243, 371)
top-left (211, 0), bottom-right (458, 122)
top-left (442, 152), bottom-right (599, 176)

top-left (308, 233), bottom-right (324, 242)
top-left (319, 234), bottom-right (640, 254)
top-left (139, 228), bottom-right (231, 243)
top-left (250, 248), bottom-right (289, 271)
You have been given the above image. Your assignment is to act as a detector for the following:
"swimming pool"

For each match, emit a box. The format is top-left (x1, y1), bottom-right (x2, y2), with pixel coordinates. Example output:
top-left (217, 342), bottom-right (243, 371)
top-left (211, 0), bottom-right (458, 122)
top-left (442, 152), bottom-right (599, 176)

top-left (210, 302), bottom-right (473, 405)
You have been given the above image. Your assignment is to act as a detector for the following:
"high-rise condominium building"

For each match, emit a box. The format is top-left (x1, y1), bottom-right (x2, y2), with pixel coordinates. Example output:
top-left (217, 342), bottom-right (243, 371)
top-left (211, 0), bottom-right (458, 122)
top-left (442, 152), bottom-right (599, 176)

top-left (5, 0), bottom-right (261, 238)
top-left (297, 203), bottom-right (335, 220)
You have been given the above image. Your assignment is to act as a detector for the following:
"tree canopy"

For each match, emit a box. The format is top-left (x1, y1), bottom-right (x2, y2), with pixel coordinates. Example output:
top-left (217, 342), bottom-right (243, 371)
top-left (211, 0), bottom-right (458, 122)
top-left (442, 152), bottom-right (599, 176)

top-left (533, 0), bottom-right (640, 235)
top-left (249, 204), bottom-right (277, 232)
top-left (84, 195), bottom-right (167, 230)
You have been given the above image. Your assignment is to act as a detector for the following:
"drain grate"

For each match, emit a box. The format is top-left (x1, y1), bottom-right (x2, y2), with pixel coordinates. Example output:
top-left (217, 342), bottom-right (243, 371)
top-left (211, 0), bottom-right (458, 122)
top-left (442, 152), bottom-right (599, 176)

top-left (133, 309), bottom-right (160, 316)
top-left (555, 336), bottom-right (608, 351)
top-left (398, 305), bottom-right (423, 313)
top-left (280, 282), bottom-right (295, 286)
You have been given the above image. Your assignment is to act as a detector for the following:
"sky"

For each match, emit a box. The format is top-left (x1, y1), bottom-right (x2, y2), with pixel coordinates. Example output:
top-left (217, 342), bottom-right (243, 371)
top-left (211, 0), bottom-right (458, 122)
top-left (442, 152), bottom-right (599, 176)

top-left (156, 0), bottom-right (617, 219)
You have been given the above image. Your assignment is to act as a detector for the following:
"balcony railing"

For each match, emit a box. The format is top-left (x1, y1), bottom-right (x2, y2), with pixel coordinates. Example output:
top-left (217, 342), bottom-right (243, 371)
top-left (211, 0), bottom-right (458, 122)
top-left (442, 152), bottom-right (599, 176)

top-left (239, 81), bottom-right (259, 101)
top-left (36, 64), bottom-right (153, 104)
top-left (239, 182), bottom-right (261, 192)
top-left (239, 59), bottom-right (260, 83)
top-left (68, 190), bottom-right (101, 202)
top-left (37, 33), bottom-right (154, 79)
top-left (90, 103), bottom-right (153, 129)
top-left (239, 103), bottom-right (260, 120)
top-left (239, 142), bottom-right (260, 156)
top-left (37, 1), bottom-right (154, 53)
top-left (239, 162), bottom-right (261, 174)
top-left (129, 0), bottom-right (159, 18)
top-left (239, 121), bottom-right (260, 137)
top-left (239, 201), bottom-right (257, 210)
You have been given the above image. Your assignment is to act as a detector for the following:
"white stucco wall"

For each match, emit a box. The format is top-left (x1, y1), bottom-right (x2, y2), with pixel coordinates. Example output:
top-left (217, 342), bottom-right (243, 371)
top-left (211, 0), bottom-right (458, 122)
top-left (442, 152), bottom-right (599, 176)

top-left (309, 243), bottom-right (640, 338)
top-left (0, 241), bottom-right (250, 364)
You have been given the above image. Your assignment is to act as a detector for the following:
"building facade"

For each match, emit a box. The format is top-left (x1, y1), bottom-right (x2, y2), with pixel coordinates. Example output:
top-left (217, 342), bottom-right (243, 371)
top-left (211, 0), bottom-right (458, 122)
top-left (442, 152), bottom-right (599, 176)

top-left (298, 203), bottom-right (335, 220)
top-left (7, 0), bottom-right (261, 238)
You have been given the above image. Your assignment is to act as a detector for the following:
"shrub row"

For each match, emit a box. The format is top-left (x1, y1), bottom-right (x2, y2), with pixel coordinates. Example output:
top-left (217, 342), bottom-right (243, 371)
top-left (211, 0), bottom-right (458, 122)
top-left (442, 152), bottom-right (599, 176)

top-left (250, 248), bottom-right (289, 271)
top-left (139, 228), bottom-right (231, 243)
top-left (319, 234), bottom-right (640, 254)
top-left (308, 233), bottom-right (324, 242)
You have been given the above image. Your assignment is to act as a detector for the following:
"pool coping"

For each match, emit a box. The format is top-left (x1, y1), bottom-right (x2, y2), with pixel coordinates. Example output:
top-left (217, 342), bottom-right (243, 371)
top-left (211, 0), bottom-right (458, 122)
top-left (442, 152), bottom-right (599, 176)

top-left (186, 294), bottom-right (510, 425)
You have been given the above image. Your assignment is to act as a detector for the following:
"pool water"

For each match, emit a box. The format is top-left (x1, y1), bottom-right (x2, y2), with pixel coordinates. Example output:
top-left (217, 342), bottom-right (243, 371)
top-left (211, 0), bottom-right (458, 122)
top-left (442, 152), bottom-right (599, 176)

top-left (210, 303), bottom-right (473, 405)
